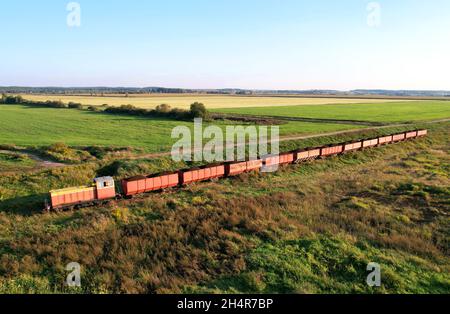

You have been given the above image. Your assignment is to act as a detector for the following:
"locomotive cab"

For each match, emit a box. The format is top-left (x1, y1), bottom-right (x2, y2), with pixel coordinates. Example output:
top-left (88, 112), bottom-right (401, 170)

top-left (94, 176), bottom-right (116, 200)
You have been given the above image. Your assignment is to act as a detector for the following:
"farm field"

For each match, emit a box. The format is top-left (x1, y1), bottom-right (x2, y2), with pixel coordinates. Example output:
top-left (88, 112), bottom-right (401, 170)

top-left (0, 122), bottom-right (448, 293)
top-left (18, 94), bottom-right (406, 110)
top-left (214, 101), bottom-right (450, 123)
top-left (0, 104), bottom-right (366, 152)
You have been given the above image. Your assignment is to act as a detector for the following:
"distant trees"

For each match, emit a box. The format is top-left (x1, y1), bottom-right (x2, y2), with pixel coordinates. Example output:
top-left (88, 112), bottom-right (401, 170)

top-left (1, 94), bottom-right (210, 121)
top-left (1, 94), bottom-right (23, 104)
top-left (104, 104), bottom-right (147, 116)
top-left (104, 102), bottom-right (210, 121)
top-left (0, 94), bottom-right (68, 108)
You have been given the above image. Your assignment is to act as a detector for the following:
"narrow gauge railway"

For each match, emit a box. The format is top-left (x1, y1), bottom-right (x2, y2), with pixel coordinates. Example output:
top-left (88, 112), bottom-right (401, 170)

top-left (45, 129), bottom-right (428, 211)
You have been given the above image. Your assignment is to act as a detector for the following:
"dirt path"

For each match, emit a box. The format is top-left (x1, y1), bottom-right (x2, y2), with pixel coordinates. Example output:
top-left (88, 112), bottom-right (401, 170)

top-left (124, 118), bottom-right (450, 160)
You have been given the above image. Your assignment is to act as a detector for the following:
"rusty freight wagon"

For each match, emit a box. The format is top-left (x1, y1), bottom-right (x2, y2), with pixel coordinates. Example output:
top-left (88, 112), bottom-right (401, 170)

top-left (392, 133), bottom-right (406, 142)
top-left (417, 129), bottom-right (428, 137)
top-left (263, 152), bottom-right (295, 167)
top-left (320, 144), bottom-right (343, 157)
top-left (121, 172), bottom-right (179, 196)
top-left (343, 141), bottom-right (363, 152)
top-left (378, 135), bottom-right (393, 145)
top-left (295, 148), bottom-right (321, 162)
top-left (49, 176), bottom-right (116, 210)
top-left (179, 164), bottom-right (225, 185)
top-left (225, 159), bottom-right (263, 176)
top-left (405, 131), bottom-right (418, 139)
top-left (362, 138), bottom-right (379, 148)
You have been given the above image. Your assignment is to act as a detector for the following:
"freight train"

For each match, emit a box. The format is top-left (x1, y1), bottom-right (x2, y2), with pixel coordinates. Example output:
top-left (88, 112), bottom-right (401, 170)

top-left (45, 129), bottom-right (428, 211)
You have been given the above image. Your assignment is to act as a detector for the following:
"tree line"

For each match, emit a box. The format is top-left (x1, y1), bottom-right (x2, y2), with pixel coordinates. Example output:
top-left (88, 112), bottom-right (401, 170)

top-left (1, 94), bottom-right (209, 120)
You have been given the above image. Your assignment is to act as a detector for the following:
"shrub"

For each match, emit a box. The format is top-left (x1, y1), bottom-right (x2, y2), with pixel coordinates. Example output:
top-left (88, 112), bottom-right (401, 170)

top-left (190, 102), bottom-right (208, 119)
top-left (105, 104), bottom-right (147, 116)
top-left (1, 94), bottom-right (23, 104)
top-left (68, 102), bottom-right (83, 109)
top-left (155, 104), bottom-right (171, 113)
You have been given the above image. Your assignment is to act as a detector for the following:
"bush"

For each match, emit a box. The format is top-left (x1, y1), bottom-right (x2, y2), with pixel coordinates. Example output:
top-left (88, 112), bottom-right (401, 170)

top-left (190, 102), bottom-right (208, 119)
top-left (68, 102), bottom-right (83, 109)
top-left (1, 94), bottom-right (23, 104)
top-left (155, 104), bottom-right (171, 113)
top-left (47, 142), bottom-right (70, 154)
top-left (105, 104), bottom-right (147, 116)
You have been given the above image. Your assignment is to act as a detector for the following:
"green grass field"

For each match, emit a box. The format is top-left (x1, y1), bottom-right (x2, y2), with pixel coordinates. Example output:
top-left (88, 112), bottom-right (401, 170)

top-left (0, 104), bottom-right (366, 152)
top-left (214, 101), bottom-right (450, 123)
top-left (19, 94), bottom-right (405, 110)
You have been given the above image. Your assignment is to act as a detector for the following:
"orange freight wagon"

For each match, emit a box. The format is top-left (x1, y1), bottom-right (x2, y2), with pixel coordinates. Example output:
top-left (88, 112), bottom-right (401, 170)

top-left (225, 159), bottom-right (262, 176)
top-left (295, 148), bottom-right (321, 161)
top-left (263, 152), bottom-right (295, 167)
top-left (121, 172), bottom-right (179, 196)
top-left (362, 138), bottom-right (379, 148)
top-left (180, 164), bottom-right (225, 185)
top-left (320, 144), bottom-right (343, 157)
top-left (392, 133), bottom-right (406, 142)
top-left (344, 141), bottom-right (363, 152)
top-left (378, 135), bottom-right (393, 145)
top-left (405, 131), bottom-right (418, 139)
top-left (417, 129), bottom-right (428, 137)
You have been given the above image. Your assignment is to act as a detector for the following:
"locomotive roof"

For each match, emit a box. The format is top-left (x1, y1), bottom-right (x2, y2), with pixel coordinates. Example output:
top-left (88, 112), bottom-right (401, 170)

top-left (94, 176), bottom-right (114, 183)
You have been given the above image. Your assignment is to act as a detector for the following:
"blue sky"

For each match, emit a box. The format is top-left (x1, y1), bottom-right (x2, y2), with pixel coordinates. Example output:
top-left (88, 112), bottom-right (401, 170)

top-left (1, 0), bottom-right (449, 90)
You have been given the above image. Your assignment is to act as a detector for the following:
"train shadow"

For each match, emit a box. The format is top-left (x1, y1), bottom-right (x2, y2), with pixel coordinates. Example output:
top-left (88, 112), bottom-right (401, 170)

top-left (0, 193), bottom-right (47, 216)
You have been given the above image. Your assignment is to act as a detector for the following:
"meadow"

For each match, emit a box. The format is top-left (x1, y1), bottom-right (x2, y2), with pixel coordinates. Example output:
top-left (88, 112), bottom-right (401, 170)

top-left (214, 101), bottom-right (450, 123)
top-left (0, 104), bottom-right (366, 152)
top-left (0, 122), bottom-right (448, 293)
top-left (19, 94), bottom-right (405, 110)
